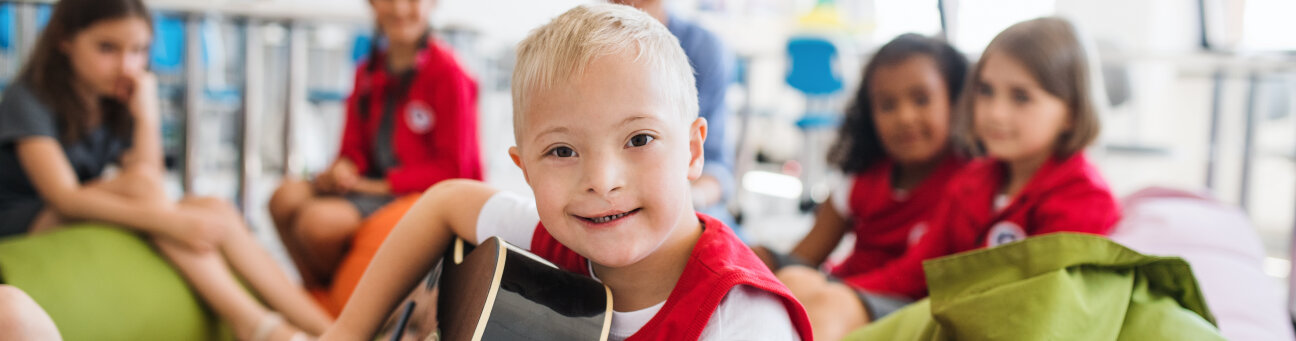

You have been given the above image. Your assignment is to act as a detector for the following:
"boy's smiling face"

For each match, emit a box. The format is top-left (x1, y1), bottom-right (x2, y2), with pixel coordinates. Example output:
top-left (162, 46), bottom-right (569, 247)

top-left (510, 50), bottom-right (707, 268)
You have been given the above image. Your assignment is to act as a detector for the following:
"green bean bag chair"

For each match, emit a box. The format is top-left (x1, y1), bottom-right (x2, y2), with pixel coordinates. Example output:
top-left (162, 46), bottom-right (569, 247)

top-left (845, 233), bottom-right (1224, 340)
top-left (0, 224), bottom-right (234, 341)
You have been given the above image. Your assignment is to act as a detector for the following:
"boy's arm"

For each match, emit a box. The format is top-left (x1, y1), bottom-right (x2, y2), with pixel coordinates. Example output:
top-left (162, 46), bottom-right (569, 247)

top-left (321, 179), bottom-right (498, 340)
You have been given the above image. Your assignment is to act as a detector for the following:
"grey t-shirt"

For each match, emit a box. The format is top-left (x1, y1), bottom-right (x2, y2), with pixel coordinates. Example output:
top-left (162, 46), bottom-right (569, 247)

top-left (0, 82), bottom-right (132, 233)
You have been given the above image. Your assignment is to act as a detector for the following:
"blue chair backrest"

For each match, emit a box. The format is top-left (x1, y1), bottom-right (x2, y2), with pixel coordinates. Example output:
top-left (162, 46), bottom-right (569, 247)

top-left (150, 14), bottom-right (185, 73)
top-left (785, 36), bottom-right (842, 96)
top-left (0, 4), bottom-right (13, 50)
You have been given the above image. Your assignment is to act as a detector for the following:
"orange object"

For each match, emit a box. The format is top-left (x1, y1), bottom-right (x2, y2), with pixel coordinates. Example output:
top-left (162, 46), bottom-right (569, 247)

top-left (324, 194), bottom-right (423, 315)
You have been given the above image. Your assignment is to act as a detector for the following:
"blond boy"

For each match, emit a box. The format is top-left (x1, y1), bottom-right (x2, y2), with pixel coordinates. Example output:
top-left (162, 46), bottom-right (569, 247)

top-left (321, 4), bottom-right (811, 340)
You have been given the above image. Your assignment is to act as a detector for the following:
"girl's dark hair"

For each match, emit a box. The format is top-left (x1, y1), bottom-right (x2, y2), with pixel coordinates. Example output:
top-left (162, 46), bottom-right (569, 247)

top-left (827, 33), bottom-right (968, 173)
top-left (16, 0), bottom-right (151, 143)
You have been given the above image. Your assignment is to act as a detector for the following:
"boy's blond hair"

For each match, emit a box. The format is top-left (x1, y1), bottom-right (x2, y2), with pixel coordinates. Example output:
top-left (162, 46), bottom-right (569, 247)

top-left (512, 3), bottom-right (698, 140)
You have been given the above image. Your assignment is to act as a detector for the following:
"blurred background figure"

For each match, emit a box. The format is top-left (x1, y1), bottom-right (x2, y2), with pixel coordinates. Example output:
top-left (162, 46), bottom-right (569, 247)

top-left (268, 0), bottom-right (482, 294)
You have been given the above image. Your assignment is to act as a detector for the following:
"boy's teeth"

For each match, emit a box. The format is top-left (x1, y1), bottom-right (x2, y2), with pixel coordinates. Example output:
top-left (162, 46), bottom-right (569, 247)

top-left (592, 212), bottom-right (629, 223)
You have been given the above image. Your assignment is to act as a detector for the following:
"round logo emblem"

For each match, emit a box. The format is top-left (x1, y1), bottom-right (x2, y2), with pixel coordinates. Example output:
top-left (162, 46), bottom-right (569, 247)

top-left (406, 101), bottom-right (434, 134)
top-left (985, 221), bottom-right (1026, 247)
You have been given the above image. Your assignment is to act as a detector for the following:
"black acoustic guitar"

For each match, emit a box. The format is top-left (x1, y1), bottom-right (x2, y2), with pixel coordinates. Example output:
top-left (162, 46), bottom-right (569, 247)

top-left (378, 237), bottom-right (613, 341)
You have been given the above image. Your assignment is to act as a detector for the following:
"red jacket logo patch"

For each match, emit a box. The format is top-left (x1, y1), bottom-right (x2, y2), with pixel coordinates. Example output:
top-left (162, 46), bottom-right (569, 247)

top-left (986, 221), bottom-right (1026, 247)
top-left (406, 101), bottom-right (435, 134)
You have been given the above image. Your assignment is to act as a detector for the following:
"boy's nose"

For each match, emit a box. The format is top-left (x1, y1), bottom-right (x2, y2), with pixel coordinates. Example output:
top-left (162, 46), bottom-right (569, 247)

top-left (582, 154), bottom-right (625, 197)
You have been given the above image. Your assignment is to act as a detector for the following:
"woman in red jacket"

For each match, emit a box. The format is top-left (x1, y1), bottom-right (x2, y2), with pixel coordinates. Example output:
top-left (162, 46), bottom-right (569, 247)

top-left (268, 0), bottom-right (482, 290)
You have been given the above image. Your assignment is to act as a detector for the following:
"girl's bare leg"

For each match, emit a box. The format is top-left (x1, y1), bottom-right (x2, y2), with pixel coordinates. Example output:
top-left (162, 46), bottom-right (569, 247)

top-left (182, 196), bottom-right (333, 335)
top-left (268, 180), bottom-right (327, 288)
top-left (155, 234), bottom-right (305, 341)
top-left (290, 199), bottom-right (363, 283)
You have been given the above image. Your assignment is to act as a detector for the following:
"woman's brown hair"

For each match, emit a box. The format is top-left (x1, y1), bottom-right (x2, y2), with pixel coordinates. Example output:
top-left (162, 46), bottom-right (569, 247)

top-left (953, 17), bottom-right (1103, 158)
top-left (16, 0), bottom-right (152, 143)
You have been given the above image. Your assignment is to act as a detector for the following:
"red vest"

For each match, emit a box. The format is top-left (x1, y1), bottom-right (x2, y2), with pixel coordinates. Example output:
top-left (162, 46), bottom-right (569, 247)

top-left (845, 153), bottom-right (1120, 299)
top-left (529, 213), bottom-right (814, 341)
top-left (340, 39), bottom-right (483, 194)
top-left (830, 155), bottom-right (965, 278)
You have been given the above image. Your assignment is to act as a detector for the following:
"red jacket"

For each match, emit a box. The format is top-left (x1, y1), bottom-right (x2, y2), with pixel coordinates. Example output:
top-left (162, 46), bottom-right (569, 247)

top-left (530, 213), bottom-right (814, 341)
top-left (845, 153), bottom-right (1120, 299)
top-left (829, 155), bottom-right (966, 278)
top-left (339, 39), bottom-right (483, 194)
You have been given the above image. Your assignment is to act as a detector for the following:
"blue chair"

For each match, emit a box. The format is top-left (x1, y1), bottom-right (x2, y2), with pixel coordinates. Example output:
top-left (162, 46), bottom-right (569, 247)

top-left (786, 37), bottom-right (843, 96)
top-left (785, 35), bottom-right (845, 209)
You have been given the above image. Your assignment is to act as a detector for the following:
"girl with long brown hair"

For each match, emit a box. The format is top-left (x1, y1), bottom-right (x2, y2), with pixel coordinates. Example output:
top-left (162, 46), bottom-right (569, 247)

top-left (0, 0), bottom-right (331, 339)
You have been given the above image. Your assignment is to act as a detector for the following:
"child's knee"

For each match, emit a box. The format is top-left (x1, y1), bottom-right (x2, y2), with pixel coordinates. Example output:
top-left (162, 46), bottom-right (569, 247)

top-left (0, 285), bottom-right (28, 311)
top-left (776, 266), bottom-right (827, 292)
top-left (0, 286), bottom-right (53, 329)
top-left (806, 283), bottom-right (866, 319)
top-left (188, 196), bottom-right (241, 220)
top-left (102, 168), bottom-right (168, 202)
top-left (269, 180), bottom-right (313, 219)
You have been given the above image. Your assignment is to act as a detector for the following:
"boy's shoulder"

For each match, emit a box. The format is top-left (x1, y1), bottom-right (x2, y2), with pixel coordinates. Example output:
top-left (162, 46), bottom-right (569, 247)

top-left (698, 285), bottom-right (804, 340)
top-left (640, 213), bottom-right (812, 340)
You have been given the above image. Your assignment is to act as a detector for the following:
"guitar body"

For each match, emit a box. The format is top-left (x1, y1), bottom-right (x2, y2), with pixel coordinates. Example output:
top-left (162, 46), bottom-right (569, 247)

top-left (385, 237), bottom-right (613, 341)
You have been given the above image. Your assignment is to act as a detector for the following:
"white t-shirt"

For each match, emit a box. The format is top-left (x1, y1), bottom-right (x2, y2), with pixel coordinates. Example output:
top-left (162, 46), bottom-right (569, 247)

top-left (476, 191), bottom-right (801, 341)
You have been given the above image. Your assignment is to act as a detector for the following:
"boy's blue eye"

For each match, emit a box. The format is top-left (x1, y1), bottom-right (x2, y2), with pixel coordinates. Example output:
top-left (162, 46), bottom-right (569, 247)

top-left (626, 134), bottom-right (654, 148)
top-left (549, 146), bottom-right (575, 158)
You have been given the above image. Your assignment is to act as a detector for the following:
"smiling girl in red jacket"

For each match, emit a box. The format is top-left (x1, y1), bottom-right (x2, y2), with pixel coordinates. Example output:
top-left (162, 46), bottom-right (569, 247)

top-left (268, 0), bottom-right (482, 290)
top-left (781, 17), bottom-right (1122, 338)
top-left (750, 33), bottom-right (970, 341)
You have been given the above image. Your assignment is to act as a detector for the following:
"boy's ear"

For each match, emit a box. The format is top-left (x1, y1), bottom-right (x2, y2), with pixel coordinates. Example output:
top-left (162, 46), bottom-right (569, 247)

top-left (687, 117), bottom-right (707, 181)
top-left (508, 146), bottom-right (531, 185)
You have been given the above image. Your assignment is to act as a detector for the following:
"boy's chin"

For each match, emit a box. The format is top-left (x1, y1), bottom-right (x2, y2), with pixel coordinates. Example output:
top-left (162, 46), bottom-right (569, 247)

top-left (581, 244), bottom-right (654, 269)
